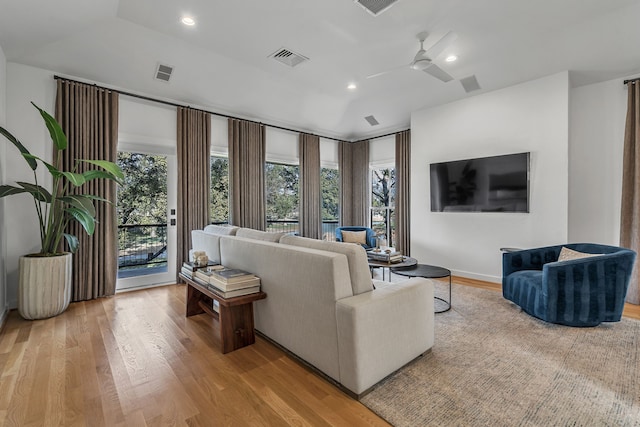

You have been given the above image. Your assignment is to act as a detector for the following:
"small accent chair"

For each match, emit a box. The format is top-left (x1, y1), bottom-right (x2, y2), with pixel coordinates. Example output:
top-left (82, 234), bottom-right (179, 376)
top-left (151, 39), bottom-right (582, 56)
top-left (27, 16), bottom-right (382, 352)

top-left (502, 243), bottom-right (636, 327)
top-left (335, 226), bottom-right (377, 250)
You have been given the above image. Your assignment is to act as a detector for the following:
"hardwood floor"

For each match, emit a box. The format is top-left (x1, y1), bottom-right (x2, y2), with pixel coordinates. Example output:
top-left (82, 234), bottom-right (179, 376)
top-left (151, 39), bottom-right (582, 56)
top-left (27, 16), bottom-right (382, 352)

top-left (1, 276), bottom-right (638, 426)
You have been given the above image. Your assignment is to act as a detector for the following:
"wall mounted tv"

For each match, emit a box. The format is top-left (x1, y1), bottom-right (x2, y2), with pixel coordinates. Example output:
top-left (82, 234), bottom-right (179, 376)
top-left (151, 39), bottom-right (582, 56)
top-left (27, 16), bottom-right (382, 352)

top-left (430, 152), bottom-right (530, 213)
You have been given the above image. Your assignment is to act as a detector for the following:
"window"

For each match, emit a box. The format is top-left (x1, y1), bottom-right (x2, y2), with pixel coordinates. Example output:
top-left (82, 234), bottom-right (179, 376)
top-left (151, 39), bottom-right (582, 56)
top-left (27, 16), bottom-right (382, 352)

top-left (210, 156), bottom-right (229, 224)
top-left (321, 167), bottom-right (339, 240)
top-left (371, 167), bottom-right (396, 247)
top-left (265, 162), bottom-right (299, 233)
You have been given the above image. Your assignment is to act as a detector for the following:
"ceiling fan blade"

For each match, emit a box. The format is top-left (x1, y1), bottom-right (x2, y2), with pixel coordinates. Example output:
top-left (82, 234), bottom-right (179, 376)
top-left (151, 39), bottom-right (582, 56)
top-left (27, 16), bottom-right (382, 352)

top-left (422, 63), bottom-right (454, 82)
top-left (366, 64), bottom-right (409, 79)
top-left (424, 31), bottom-right (457, 60)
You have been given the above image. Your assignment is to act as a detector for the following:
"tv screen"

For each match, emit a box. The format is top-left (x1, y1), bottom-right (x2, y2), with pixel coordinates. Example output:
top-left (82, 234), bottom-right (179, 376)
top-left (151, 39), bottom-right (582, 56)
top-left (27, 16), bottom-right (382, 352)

top-left (430, 152), bottom-right (530, 213)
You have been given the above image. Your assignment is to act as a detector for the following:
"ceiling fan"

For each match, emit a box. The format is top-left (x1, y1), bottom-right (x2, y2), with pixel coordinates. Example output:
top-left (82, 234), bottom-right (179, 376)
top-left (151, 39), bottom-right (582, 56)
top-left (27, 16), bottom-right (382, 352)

top-left (367, 31), bottom-right (457, 82)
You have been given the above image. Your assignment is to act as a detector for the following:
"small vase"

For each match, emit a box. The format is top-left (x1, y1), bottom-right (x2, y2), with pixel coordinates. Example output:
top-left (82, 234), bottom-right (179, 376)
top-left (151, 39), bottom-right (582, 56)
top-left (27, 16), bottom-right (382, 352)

top-left (18, 253), bottom-right (72, 320)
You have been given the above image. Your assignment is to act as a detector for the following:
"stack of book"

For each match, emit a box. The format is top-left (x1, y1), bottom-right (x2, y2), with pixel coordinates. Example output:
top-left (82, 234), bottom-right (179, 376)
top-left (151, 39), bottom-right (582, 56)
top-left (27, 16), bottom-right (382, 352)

top-left (194, 267), bottom-right (261, 298)
top-left (367, 249), bottom-right (404, 263)
top-left (180, 261), bottom-right (222, 279)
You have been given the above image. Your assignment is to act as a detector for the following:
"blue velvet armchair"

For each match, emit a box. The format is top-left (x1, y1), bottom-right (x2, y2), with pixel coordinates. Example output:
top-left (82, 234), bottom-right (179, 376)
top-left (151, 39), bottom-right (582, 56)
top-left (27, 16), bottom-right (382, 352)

top-left (335, 226), bottom-right (377, 250)
top-left (502, 243), bottom-right (636, 327)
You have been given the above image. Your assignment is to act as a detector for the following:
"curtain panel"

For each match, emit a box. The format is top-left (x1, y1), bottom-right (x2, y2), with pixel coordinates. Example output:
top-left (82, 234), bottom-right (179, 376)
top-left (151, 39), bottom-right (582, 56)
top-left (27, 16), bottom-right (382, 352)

top-left (395, 130), bottom-right (411, 256)
top-left (339, 140), bottom-right (370, 226)
top-left (228, 119), bottom-right (266, 230)
top-left (55, 79), bottom-right (119, 301)
top-left (299, 133), bottom-right (321, 239)
top-left (177, 107), bottom-right (211, 275)
top-left (620, 81), bottom-right (640, 304)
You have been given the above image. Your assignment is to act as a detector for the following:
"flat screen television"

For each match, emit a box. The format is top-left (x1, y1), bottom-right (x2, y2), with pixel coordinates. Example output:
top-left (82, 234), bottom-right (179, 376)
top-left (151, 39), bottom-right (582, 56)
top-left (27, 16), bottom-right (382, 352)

top-left (430, 152), bottom-right (530, 213)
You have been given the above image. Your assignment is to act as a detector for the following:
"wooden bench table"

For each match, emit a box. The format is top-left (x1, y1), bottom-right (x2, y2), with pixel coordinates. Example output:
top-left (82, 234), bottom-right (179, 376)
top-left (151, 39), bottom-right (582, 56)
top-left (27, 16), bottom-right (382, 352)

top-left (179, 273), bottom-right (267, 354)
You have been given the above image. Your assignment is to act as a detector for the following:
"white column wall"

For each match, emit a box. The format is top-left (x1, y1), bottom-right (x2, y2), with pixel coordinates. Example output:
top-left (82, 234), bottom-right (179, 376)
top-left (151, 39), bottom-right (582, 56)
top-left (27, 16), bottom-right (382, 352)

top-left (568, 74), bottom-right (640, 245)
top-left (5, 63), bottom-right (57, 307)
top-left (0, 45), bottom-right (7, 322)
top-left (410, 72), bottom-right (570, 282)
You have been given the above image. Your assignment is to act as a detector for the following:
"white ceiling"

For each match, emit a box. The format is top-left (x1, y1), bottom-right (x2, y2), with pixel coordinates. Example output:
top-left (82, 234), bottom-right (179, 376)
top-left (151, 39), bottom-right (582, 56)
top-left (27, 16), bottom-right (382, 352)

top-left (1, 0), bottom-right (640, 141)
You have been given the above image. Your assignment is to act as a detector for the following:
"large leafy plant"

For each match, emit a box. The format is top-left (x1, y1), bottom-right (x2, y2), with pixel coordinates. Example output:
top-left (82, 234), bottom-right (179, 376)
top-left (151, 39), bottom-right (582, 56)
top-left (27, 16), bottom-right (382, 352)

top-left (0, 102), bottom-right (124, 255)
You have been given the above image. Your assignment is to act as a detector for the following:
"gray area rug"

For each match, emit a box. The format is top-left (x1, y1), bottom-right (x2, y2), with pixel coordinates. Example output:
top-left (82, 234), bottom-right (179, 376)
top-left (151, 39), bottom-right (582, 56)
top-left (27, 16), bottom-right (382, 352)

top-left (360, 283), bottom-right (640, 426)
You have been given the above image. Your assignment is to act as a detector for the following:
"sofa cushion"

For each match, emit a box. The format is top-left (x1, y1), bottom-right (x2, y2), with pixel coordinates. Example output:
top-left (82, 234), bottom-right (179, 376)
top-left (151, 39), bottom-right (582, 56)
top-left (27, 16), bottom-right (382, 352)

top-left (191, 230), bottom-right (224, 263)
top-left (236, 227), bottom-right (286, 242)
top-left (280, 235), bottom-right (374, 295)
top-left (341, 230), bottom-right (367, 245)
top-left (203, 224), bottom-right (238, 236)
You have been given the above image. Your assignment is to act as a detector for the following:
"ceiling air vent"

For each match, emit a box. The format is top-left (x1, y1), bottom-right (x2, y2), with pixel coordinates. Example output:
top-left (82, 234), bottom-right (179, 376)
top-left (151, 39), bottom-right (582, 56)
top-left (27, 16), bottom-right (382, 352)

top-left (269, 48), bottom-right (309, 68)
top-left (364, 115), bottom-right (379, 126)
top-left (354, 0), bottom-right (399, 16)
top-left (155, 63), bottom-right (173, 82)
top-left (460, 75), bottom-right (481, 93)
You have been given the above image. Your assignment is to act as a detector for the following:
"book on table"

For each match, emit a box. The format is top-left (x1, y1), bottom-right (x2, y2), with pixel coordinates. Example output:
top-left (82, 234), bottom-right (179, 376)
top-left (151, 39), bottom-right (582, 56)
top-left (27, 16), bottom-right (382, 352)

top-left (181, 261), bottom-right (222, 278)
top-left (195, 268), bottom-right (260, 292)
top-left (211, 267), bottom-right (255, 283)
top-left (207, 284), bottom-right (261, 299)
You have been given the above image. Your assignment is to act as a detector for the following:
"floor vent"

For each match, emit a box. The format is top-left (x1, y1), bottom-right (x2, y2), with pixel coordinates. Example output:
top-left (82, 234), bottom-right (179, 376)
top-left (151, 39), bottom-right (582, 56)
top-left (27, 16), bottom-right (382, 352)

top-left (354, 0), bottom-right (399, 16)
top-left (460, 75), bottom-right (481, 93)
top-left (155, 64), bottom-right (173, 82)
top-left (269, 48), bottom-right (309, 68)
top-left (364, 115), bottom-right (380, 126)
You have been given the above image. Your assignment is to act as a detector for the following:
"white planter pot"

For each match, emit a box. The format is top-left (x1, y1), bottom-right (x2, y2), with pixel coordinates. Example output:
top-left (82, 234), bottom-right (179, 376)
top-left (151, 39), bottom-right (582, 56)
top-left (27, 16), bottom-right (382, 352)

top-left (18, 253), bottom-right (72, 320)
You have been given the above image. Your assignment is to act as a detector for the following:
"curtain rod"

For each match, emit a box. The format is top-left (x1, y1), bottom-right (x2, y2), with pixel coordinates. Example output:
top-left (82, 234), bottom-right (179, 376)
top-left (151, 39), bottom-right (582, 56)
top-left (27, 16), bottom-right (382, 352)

top-left (54, 75), bottom-right (354, 142)
top-left (352, 128), bottom-right (410, 144)
top-left (623, 77), bottom-right (640, 85)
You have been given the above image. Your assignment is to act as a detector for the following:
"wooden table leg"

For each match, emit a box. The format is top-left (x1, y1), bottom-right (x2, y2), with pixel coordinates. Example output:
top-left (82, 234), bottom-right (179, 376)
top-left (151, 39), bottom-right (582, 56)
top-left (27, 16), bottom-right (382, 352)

top-left (218, 303), bottom-right (256, 354)
top-left (186, 284), bottom-right (205, 317)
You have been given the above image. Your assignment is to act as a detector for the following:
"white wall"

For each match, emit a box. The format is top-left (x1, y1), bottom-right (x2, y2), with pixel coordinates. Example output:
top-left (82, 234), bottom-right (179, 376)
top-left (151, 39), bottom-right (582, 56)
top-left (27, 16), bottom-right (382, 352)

top-left (568, 74), bottom-right (640, 244)
top-left (411, 72), bottom-right (570, 282)
top-left (0, 45), bottom-right (7, 323)
top-left (4, 63), bottom-right (57, 307)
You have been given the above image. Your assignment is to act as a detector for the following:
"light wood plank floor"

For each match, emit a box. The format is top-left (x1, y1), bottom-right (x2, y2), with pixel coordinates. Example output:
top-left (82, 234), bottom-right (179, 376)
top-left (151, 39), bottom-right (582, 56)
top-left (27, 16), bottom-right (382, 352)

top-left (0, 276), bottom-right (638, 426)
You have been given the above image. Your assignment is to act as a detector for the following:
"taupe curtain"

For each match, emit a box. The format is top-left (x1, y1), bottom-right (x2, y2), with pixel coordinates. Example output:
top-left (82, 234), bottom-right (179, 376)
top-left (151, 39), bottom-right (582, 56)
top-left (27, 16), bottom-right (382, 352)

top-left (620, 81), bottom-right (640, 304)
top-left (339, 140), bottom-right (370, 226)
top-left (228, 119), bottom-right (266, 230)
top-left (55, 79), bottom-right (119, 301)
top-left (395, 130), bottom-right (411, 256)
top-left (177, 107), bottom-right (211, 275)
top-left (299, 133), bottom-right (321, 239)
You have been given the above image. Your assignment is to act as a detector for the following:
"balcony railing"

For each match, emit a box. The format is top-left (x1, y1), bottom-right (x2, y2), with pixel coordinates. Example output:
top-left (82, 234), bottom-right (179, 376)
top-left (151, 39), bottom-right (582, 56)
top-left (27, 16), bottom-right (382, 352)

top-left (118, 223), bottom-right (167, 273)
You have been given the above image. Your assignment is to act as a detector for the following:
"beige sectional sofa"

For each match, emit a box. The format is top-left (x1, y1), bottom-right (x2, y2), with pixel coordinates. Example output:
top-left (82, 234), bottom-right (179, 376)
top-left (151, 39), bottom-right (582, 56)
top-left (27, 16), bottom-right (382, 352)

top-left (190, 226), bottom-right (435, 397)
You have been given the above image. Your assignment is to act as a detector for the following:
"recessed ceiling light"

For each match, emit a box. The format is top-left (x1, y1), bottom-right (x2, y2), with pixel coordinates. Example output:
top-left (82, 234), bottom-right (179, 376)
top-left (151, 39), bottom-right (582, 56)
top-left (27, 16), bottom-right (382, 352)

top-left (347, 83), bottom-right (357, 90)
top-left (445, 55), bottom-right (458, 62)
top-left (181, 16), bottom-right (196, 26)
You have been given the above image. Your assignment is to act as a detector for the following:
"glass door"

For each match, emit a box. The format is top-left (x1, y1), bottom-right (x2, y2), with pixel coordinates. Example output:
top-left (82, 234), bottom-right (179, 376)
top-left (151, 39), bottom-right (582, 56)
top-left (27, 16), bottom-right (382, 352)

top-left (116, 151), bottom-right (177, 290)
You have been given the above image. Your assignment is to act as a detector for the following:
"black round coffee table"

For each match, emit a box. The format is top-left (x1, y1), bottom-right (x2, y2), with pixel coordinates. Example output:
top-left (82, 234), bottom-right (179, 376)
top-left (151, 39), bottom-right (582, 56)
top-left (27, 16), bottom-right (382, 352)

top-left (390, 264), bottom-right (451, 313)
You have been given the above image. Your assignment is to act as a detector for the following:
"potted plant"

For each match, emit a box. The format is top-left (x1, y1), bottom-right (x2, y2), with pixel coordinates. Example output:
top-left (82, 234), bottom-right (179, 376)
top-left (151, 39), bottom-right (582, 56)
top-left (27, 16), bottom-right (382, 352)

top-left (0, 102), bottom-right (124, 319)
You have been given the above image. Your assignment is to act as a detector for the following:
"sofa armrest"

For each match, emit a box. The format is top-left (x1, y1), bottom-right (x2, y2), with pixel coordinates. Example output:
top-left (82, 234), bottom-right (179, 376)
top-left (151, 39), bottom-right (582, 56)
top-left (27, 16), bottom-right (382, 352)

top-left (335, 278), bottom-right (434, 395)
top-left (503, 245), bottom-right (563, 277)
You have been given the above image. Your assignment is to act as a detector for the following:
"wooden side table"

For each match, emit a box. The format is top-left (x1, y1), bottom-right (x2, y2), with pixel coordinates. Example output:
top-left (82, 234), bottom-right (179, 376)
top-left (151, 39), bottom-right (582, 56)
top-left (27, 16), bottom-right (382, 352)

top-left (179, 273), bottom-right (266, 354)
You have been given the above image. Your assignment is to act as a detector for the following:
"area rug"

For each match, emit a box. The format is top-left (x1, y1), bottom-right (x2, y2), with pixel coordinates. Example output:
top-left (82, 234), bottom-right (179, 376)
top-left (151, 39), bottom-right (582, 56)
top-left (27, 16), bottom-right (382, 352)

top-left (360, 283), bottom-right (640, 427)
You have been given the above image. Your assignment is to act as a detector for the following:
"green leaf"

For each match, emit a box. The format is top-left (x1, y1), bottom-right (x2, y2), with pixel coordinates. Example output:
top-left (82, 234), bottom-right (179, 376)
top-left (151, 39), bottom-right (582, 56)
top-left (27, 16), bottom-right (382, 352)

top-left (23, 154), bottom-right (64, 178)
top-left (82, 160), bottom-right (125, 182)
top-left (31, 102), bottom-right (68, 151)
top-left (16, 182), bottom-right (53, 202)
top-left (67, 207), bottom-right (96, 235)
top-left (63, 233), bottom-right (79, 253)
top-left (0, 127), bottom-right (38, 170)
top-left (59, 195), bottom-right (96, 217)
top-left (60, 171), bottom-right (87, 186)
top-left (0, 185), bottom-right (30, 198)
top-left (82, 170), bottom-right (120, 182)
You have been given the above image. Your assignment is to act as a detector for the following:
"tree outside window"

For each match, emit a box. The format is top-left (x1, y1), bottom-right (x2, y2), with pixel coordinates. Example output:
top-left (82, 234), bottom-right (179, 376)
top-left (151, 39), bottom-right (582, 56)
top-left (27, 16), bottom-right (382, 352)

top-left (266, 162), bottom-right (299, 233)
top-left (371, 167), bottom-right (396, 247)
top-left (321, 167), bottom-right (339, 240)
top-left (210, 156), bottom-right (229, 223)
